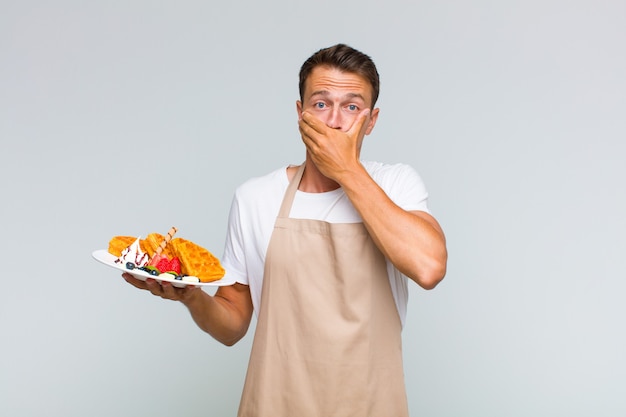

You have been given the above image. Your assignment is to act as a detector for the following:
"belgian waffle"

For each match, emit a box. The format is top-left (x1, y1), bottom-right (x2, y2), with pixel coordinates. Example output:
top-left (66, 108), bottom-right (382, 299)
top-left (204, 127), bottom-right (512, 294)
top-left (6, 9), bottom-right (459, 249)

top-left (170, 238), bottom-right (225, 282)
top-left (108, 236), bottom-right (142, 257)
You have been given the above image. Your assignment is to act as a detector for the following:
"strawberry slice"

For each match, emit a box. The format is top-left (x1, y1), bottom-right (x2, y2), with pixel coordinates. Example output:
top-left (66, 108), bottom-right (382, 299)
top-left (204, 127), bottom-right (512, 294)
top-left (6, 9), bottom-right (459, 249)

top-left (154, 256), bottom-right (182, 274)
top-left (149, 253), bottom-right (165, 267)
top-left (155, 257), bottom-right (171, 273)
top-left (169, 257), bottom-right (182, 275)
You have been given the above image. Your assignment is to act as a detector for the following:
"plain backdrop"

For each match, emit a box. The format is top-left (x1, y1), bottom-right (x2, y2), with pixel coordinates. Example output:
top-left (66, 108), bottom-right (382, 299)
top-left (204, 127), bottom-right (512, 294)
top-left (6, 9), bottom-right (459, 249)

top-left (1, 1), bottom-right (624, 416)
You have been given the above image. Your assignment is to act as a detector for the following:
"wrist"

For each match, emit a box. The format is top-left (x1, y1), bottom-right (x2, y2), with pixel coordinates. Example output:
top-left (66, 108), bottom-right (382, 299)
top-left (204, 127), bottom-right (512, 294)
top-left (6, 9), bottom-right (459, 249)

top-left (336, 161), bottom-right (367, 191)
top-left (180, 287), bottom-right (207, 309)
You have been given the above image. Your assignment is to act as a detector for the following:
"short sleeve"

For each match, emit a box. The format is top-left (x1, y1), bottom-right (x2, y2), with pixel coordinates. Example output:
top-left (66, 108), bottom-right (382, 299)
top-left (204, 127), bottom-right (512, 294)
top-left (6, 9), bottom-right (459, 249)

top-left (368, 162), bottom-right (430, 214)
top-left (221, 192), bottom-right (249, 285)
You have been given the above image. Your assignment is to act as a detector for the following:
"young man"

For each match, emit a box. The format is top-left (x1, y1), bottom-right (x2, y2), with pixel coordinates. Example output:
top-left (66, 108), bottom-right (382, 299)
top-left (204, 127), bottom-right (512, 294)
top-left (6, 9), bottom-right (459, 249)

top-left (125, 44), bottom-right (447, 416)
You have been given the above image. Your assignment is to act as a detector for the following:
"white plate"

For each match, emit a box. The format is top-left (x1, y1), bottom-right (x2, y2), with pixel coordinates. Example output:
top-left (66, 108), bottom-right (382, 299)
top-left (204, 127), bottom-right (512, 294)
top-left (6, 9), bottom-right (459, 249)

top-left (92, 249), bottom-right (235, 288)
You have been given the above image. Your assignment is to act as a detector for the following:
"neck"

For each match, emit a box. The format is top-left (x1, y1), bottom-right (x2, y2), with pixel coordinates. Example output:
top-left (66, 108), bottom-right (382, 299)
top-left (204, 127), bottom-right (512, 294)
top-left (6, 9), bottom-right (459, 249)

top-left (298, 154), bottom-right (340, 193)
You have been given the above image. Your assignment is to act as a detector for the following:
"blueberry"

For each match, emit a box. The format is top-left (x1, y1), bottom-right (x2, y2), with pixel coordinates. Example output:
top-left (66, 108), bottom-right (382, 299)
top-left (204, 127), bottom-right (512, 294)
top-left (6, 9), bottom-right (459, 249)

top-left (126, 262), bottom-right (135, 270)
top-left (175, 275), bottom-right (183, 280)
top-left (149, 269), bottom-right (159, 276)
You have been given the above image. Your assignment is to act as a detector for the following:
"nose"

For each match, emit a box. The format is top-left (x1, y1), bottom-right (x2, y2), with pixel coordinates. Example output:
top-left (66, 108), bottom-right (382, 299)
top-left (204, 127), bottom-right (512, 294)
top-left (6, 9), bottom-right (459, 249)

top-left (326, 107), bottom-right (343, 130)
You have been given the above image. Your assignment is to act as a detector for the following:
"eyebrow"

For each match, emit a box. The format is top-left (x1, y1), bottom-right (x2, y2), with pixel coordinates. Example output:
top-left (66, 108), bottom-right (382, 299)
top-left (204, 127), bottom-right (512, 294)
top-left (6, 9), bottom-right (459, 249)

top-left (310, 90), bottom-right (366, 102)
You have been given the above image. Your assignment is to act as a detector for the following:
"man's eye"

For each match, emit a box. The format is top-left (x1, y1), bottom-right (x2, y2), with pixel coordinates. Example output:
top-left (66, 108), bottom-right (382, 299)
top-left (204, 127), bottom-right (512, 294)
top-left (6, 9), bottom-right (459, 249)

top-left (347, 104), bottom-right (358, 111)
top-left (315, 102), bottom-right (326, 109)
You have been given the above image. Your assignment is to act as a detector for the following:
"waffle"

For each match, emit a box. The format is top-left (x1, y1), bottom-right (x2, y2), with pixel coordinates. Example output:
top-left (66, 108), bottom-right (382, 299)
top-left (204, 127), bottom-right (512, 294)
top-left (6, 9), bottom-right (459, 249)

top-left (108, 236), bottom-right (143, 256)
top-left (142, 233), bottom-right (174, 258)
top-left (170, 238), bottom-right (225, 282)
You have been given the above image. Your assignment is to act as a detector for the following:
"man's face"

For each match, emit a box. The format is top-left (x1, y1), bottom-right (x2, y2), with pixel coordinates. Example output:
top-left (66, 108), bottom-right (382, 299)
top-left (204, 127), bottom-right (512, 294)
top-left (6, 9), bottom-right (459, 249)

top-left (297, 66), bottom-right (379, 135)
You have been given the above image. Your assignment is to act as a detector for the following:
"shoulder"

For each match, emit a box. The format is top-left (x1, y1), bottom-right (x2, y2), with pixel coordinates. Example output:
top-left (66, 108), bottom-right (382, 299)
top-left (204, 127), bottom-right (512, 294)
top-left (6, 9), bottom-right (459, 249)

top-left (361, 160), bottom-right (430, 212)
top-left (228, 166), bottom-right (292, 223)
top-left (234, 166), bottom-right (290, 201)
top-left (362, 160), bottom-right (425, 188)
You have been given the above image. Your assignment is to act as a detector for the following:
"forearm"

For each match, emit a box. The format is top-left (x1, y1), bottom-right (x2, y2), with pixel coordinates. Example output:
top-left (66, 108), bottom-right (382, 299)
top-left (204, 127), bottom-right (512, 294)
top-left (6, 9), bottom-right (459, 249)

top-left (181, 284), bottom-right (253, 346)
top-left (339, 165), bottom-right (447, 289)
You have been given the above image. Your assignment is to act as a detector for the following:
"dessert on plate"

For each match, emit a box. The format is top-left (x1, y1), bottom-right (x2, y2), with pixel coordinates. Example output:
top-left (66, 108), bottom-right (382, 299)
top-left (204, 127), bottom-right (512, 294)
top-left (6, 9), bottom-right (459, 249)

top-left (108, 227), bottom-right (225, 283)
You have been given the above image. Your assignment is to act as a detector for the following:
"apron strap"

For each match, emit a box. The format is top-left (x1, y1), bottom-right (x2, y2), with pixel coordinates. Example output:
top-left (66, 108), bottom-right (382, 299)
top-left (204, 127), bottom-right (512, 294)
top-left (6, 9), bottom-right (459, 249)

top-left (277, 163), bottom-right (305, 219)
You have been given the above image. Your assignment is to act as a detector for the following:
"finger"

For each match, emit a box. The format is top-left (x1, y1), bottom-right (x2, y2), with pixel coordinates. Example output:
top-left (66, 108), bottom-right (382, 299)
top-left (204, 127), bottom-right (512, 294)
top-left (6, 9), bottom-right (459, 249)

top-left (298, 121), bottom-right (311, 141)
top-left (299, 122), bottom-right (315, 142)
top-left (144, 278), bottom-right (165, 297)
top-left (299, 120), bottom-right (320, 151)
top-left (298, 115), bottom-right (313, 141)
top-left (122, 273), bottom-right (149, 290)
top-left (159, 281), bottom-right (181, 300)
top-left (299, 111), bottom-right (326, 135)
top-left (178, 285), bottom-right (200, 302)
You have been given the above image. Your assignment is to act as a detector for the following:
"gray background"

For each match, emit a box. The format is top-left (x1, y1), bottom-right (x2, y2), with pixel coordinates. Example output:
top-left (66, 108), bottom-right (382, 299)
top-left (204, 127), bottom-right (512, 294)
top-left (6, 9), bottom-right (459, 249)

top-left (1, 0), bottom-right (624, 416)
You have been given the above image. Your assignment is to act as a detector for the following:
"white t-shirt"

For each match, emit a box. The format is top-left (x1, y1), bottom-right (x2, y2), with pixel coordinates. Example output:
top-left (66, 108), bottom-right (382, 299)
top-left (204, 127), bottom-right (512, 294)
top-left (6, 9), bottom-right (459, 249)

top-left (221, 161), bottom-right (430, 327)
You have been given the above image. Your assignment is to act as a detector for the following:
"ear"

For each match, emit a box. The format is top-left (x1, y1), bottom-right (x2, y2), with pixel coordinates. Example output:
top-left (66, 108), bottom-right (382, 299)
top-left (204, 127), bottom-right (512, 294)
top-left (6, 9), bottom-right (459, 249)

top-left (364, 107), bottom-right (380, 135)
top-left (296, 100), bottom-right (303, 120)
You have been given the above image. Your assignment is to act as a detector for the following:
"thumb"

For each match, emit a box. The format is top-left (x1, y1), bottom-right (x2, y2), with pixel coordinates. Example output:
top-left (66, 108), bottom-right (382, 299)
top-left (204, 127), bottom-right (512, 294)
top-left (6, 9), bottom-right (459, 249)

top-left (348, 108), bottom-right (371, 138)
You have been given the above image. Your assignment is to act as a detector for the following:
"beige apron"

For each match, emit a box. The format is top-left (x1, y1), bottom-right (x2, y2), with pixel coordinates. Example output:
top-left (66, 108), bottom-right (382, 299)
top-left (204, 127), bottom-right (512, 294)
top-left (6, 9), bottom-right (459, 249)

top-left (238, 164), bottom-right (409, 417)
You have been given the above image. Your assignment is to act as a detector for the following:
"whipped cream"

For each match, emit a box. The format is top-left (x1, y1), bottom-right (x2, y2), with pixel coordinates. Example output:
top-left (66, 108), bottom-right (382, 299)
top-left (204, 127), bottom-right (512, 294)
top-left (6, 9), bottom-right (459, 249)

top-left (115, 237), bottom-right (149, 267)
top-left (182, 276), bottom-right (200, 283)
